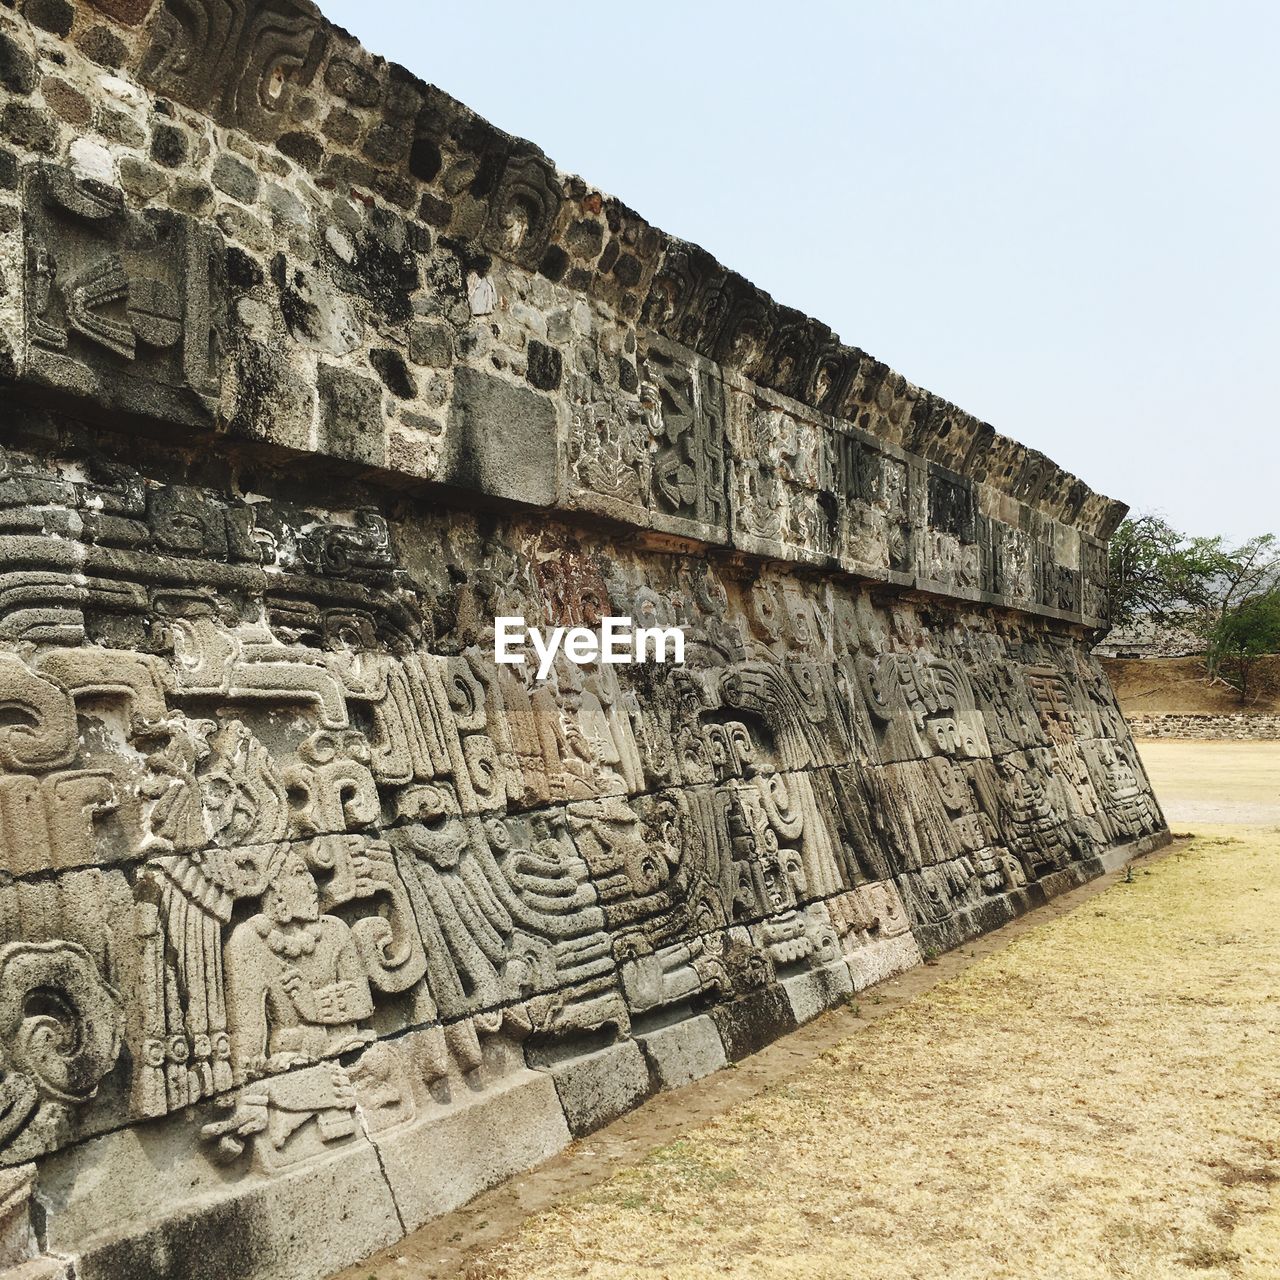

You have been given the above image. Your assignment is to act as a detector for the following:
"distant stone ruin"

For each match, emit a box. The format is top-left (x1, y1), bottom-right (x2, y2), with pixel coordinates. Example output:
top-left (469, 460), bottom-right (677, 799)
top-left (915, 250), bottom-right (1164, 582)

top-left (0, 2), bottom-right (1167, 1277)
top-left (1094, 620), bottom-right (1203, 659)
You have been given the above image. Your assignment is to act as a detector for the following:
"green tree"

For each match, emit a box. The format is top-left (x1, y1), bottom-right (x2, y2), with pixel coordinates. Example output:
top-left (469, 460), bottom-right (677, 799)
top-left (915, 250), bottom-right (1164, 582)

top-left (1107, 516), bottom-right (1279, 691)
top-left (1206, 590), bottom-right (1280, 703)
top-left (1107, 515), bottom-right (1233, 625)
top-left (1194, 532), bottom-right (1279, 635)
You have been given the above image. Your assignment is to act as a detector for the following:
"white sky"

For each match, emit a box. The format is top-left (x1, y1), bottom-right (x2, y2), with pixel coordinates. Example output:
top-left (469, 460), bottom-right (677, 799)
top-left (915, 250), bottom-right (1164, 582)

top-left (323, 0), bottom-right (1280, 542)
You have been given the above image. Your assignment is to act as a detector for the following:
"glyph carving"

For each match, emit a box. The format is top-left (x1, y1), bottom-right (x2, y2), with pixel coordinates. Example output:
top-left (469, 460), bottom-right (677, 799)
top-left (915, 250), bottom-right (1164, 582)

top-left (0, 942), bottom-right (123, 1162)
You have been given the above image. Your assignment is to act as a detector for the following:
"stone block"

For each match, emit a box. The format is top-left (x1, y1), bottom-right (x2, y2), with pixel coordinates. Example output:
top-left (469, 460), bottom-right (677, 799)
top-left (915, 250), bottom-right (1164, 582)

top-left (847, 934), bottom-right (924, 992)
top-left (370, 1066), bottom-right (571, 1232)
top-left (636, 1015), bottom-right (727, 1091)
top-left (640, 335), bottom-right (730, 544)
top-left (37, 1110), bottom-right (401, 1280)
top-left (443, 366), bottom-right (558, 506)
top-left (0, 1165), bottom-right (38, 1270)
top-left (533, 1040), bottom-right (654, 1137)
top-left (781, 959), bottom-right (854, 1025)
top-left (409, 318), bottom-right (454, 368)
top-left (19, 163), bottom-right (226, 426)
top-left (24, 0), bottom-right (74, 38)
top-left (711, 987), bottom-right (799, 1063)
top-left (827, 882), bottom-right (925, 992)
top-left (0, 32), bottom-right (36, 96)
top-left (316, 363), bottom-right (385, 467)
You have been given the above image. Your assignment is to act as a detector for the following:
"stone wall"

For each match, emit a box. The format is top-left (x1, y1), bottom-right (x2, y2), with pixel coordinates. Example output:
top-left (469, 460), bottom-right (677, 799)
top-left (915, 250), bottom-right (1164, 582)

top-left (1130, 714), bottom-right (1280, 740)
top-left (0, 3), bottom-right (1165, 1279)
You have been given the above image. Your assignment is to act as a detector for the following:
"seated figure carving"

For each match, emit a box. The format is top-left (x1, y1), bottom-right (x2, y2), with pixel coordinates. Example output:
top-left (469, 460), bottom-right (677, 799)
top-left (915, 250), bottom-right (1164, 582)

top-left (224, 846), bottom-right (376, 1082)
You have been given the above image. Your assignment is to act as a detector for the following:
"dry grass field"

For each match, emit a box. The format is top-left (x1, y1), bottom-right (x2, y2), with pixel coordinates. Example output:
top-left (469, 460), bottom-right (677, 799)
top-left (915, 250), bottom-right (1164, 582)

top-left (460, 745), bottom-right (1280, 1280)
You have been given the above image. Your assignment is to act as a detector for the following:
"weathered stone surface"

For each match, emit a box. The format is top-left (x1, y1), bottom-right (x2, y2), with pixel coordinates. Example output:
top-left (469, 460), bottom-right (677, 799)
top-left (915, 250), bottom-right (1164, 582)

top-left (316, 363), bottom-right (383, 465)
top-left (0, 32), bottom-right (36, 95)
top-left (0, 0), bottom-right (1168, 1275)
top-left (40, 79), bottom-right (91, 127)
top-left (19, 161), bottom-right (225, 425)
top-left (137, 0), bottom-right (328, 139)
top-left (532, 1040), bottom-right (655, 1138)
top-left (37, 1116), bottom-right (401, 1280)
top-left (0, 1166), bottom-right (39, 1271)
top-left (711, 987), bottom-right (801, 1064)
top-left (636, 1015), bottom-right (728, 1091)
top-left (829, 882), bottom-right (926, 990)
top-left (23, 0), bottom-right (73, 38)
top-left (408, 318), bottom-right (453, 368)
top-left (443, 366), bottom-right (558, 506)
top-left (369, 1057), bottom-right (571, 1234)
top-left (211, 152), bottom-right (259, 204)
top-left (781, 959), bottom-right (855, 1025)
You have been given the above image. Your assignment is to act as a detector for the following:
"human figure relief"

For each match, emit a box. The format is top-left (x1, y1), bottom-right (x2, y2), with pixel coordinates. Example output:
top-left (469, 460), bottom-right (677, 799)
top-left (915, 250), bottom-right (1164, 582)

top-left (224, 846), bottom-right (375, 1082)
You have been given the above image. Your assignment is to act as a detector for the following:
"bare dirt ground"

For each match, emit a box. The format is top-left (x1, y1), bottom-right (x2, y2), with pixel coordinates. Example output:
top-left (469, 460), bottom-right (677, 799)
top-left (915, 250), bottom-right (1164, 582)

top-left (1102, 655), bottom-right (1280, 717)
top-left (338, 743), bottom-right (1280, 1280)
top-left (1141, 741), bottom-right (1280, 827)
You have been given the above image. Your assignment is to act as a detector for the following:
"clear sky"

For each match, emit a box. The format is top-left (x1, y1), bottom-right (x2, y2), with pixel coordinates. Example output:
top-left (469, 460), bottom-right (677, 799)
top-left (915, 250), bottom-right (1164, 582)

top-left (323, 0), bottom-right (1278, 542)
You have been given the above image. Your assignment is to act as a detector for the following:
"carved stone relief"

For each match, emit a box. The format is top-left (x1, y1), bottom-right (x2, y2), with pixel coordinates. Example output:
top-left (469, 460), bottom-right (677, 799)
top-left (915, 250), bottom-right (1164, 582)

top-left (0, 433), bottom-right (1165, 1184)
top-left (642, 337), bottom-right (729, 541)
top-left (22, 164), bottom-right (226, 424)
top-left (0, 0), bottom-right (1151, 1266)
top-left (138, 0), bottom-right (329, 138)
